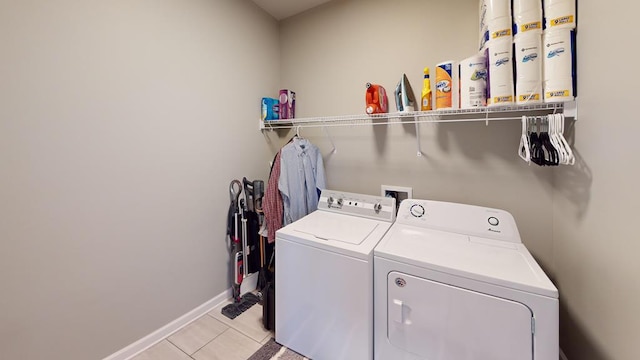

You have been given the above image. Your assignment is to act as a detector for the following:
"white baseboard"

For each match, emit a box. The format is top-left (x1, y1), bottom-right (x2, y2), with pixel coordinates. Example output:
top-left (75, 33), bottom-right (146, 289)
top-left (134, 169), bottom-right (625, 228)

top-left (102, 288), bottom-right (231, 360)
top-left (560, 348), bottom-right (569, 360)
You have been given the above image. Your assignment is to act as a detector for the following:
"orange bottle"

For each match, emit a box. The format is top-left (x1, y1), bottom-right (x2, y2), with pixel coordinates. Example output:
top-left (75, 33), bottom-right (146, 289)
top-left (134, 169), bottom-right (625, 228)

top-left (365, 83), bottom-right (389, 114)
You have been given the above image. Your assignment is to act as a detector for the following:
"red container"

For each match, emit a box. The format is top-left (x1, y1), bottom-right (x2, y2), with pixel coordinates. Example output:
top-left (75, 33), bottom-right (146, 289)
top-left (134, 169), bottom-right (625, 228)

top-left (365, 83), bottom-right (388, 114)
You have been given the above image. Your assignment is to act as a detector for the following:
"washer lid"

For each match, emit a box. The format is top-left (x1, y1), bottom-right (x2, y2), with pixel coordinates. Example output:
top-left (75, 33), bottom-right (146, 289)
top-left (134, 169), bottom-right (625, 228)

top-left (277, 210), bottom-right (392, 259)
top-left (375, 224), bottom-right (558, 298)
top-left (293, 214), bottom-right (377, 244)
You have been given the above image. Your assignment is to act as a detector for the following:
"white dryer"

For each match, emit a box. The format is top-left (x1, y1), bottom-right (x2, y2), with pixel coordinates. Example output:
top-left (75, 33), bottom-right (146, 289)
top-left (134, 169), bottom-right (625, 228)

top-left (276, 190), bottom-right (396, 360)
top-left (374, 200), bottom-right (559, 360)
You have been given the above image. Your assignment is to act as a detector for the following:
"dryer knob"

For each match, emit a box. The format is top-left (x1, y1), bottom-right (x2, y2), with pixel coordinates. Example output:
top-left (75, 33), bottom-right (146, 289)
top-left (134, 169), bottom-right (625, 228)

top-left (374, 202), bottom-right (382, 213)
top-left (410, 204), bottom-right (425, 218)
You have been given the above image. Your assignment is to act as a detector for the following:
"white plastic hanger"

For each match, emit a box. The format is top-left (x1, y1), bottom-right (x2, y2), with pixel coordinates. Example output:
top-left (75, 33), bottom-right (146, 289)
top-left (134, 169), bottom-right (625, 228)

top-left (556, 114), bottom-right (571, 165)
top-left (556, 113), bottom-right (575, 165)
top-left (549, 114), bottom-right (567, 165)
top-left (518, 115), bottom-right (531, 163)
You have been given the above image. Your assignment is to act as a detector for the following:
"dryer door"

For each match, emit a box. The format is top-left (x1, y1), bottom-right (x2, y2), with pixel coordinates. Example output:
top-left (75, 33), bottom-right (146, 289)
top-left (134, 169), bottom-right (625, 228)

top-left (388, 271), bottom-right (533, 360)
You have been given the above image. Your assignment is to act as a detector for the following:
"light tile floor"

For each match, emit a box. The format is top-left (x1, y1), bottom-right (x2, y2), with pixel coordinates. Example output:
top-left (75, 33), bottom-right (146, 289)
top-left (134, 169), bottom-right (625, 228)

top-left (132, 300), bottom-right (273, 360)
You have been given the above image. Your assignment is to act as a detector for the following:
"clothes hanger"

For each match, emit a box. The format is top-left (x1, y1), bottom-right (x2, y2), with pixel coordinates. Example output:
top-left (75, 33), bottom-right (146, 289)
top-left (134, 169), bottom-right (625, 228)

top-left (529, 117), bottom-right (545, 166)
top-left (540, 116), bottom-right (559, 166)
top-left (536, 117), bottom-right (550, 166)
top-left (518, 115), bottom-right (531, 164)
top-left (556, 113), bottom-right (575, 165)
top-left (286, 125), bottom-right (302, 144)
top-left (550, 114), bottom-right (569, 165)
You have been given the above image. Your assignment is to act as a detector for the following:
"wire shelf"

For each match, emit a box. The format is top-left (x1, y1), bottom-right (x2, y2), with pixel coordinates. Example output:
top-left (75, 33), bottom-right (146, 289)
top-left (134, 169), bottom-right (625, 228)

top-left (260, 102), bottom-right (570, 130)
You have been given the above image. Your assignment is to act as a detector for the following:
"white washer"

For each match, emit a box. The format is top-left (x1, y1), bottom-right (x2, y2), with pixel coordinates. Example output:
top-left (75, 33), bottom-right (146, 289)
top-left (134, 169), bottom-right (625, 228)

top-left (276, 190), bottom-right (396, 360)
top-left (374, 200), bottom-right (559, 360)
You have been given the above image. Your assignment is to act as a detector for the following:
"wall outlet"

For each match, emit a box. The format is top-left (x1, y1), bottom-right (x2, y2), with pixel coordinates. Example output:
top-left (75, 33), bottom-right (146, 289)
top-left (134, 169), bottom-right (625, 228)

top-left (381, 185), bottom-right (413, 210)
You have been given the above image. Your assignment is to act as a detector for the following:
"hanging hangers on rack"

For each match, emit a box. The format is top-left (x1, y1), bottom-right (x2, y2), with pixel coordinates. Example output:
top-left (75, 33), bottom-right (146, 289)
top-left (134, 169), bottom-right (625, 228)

top-left (556, 113), bottom-right (575, 165)
top-left (518, 113), bottom-right (574, 166)
top-left (540, 117), bottom-right (559, 166)
top-left (529, 116), bottom-right (544, 166)
top-left (518, 116), bottom-right (531, 164)
top-left (550, 113), bottom-right (569, 165)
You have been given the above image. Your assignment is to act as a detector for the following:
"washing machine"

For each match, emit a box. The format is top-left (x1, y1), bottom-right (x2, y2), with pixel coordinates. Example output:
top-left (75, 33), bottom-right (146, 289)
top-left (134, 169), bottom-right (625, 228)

top-left (276, 190), bottom-right (396, 360)
top-left (374, 200), bottom-right (559, 360)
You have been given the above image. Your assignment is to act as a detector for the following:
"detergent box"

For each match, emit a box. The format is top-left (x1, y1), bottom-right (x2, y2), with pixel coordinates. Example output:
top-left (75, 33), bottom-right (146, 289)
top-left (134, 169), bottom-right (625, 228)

top-left (279, 89), bottom-right (296, 119)
top-left (261, 97), bottom-right (279, 121)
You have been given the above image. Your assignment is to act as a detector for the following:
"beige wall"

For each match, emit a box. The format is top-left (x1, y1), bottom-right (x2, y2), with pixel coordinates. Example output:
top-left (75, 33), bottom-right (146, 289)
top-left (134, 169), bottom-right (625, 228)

top-left (552, 1), bottom-right (640, 360)
top-left (0, 1), bottom-right (279, 359)
top-left (277, 0), bottom-right (556, 270)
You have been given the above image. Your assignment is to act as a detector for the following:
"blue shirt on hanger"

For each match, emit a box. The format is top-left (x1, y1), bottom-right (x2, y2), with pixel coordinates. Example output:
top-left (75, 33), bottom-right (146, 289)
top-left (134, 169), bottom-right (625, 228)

top-left (278, 138), bottom-right (326, 225)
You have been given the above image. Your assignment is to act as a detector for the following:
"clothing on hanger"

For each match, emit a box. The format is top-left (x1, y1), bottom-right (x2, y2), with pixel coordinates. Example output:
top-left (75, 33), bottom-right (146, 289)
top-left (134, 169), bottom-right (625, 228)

top-left (278, 137), bottom-right (326, 225)
top-left (263, 150), bottom-right (283, 244)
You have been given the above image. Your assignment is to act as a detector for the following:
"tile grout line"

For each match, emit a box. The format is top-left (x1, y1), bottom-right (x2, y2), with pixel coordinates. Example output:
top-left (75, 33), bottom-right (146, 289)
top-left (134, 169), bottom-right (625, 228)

top-left (164, 338), bottom-right (194, 360)
top-left (164, 312), bottom-right (232, 358)
top-left (162, 304), bottom-right (265, 359)
top-left (208, 310), bottom-right (265, 352)
top-left (208, 305), bottom-right (269, 343)
top-left (189, 325), bottom-right (232, 357)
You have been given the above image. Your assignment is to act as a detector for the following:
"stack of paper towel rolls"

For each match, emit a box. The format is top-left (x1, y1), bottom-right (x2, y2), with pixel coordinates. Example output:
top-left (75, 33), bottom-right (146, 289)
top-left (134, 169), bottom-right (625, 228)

top-left (478, 0), bottom-right (576, 105)
top-left (514, 0), bottom-right (543, 104)
top-left (483, 0), bottom-right (514, 106)
top-left (543, 0), bottom-right (576, 103)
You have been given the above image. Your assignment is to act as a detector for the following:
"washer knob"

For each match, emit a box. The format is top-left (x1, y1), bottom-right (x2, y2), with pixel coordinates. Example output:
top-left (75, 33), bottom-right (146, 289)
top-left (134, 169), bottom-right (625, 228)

top-left (488, 217), bottom-right (499, 226)
top-left (374, 202), bottom-right (382, 213)
top-left (337, 198), bottom-right (344, 206)
top-left (327, 197), bottom-right (334, 207)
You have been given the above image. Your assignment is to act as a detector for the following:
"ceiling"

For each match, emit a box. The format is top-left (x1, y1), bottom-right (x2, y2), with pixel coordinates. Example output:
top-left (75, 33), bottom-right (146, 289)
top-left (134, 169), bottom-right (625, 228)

top-left (252, 0), bottom-right (333, 20)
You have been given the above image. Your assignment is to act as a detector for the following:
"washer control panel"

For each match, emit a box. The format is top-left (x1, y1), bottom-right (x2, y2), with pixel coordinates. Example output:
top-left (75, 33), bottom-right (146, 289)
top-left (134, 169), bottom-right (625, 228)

top-left (318, 190), bottom-right (396, 222)
top-left (396, 199), bottom-right (521, 243)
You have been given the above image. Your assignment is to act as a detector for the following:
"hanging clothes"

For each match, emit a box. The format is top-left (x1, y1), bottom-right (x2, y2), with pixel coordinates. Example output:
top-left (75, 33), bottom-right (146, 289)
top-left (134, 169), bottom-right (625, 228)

top-left (263, 150), bottom-right (283, 244)
top-left (278, 137), bottom-right (326, 225)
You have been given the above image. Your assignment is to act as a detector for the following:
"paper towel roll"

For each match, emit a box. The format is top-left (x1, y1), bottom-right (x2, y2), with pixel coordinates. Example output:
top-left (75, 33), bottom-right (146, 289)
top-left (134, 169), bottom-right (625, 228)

top-left (460, 54), bottom-right (488, 108)
top-left (544, 0), bottom-right (576, 30)
top-left (543, 29), bottom-right (575, 102)
top-left (479, 0), bottom-right (489, 50)
top-left (486, 37), bottom-right (514, 106)
top-left (514, 0), bottom-right (542, 15)
top-left (436, 61), bottom-right (460, 109)
top-left (480, 28), bottom-right (490, 51)
top-left (486, 0), bottom-right (511, 20)
top-left (513, 0), bottom-right (542, 35)
top-left (517, 80), bottom-right (543, 104)
top-left (515, 33), bottom-right (543, 104)
top-left (488, 16), bottom-right (513, 40)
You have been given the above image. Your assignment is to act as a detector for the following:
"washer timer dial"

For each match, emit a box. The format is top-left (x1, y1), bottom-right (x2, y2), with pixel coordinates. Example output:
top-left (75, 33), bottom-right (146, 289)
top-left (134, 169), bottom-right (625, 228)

top-left (409, 204), bottom-right (425, 218)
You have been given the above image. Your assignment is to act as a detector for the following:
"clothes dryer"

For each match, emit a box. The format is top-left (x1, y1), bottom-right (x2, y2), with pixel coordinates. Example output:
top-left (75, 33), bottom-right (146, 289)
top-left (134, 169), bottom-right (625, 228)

top-left (276, 190), bottom-right (396, 360)
top-left (374, 200), bottom-right (558, 360)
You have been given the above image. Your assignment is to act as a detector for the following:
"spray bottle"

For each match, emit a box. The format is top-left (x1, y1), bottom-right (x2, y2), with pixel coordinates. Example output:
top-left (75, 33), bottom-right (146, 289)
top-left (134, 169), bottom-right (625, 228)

top-left (421, 67), bottom-right (433, 111)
